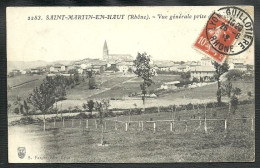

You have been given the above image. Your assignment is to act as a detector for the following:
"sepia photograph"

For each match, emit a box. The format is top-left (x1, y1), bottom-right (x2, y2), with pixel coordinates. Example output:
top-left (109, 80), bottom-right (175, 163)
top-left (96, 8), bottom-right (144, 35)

top-left (7, 6), bottom-right (254, 163)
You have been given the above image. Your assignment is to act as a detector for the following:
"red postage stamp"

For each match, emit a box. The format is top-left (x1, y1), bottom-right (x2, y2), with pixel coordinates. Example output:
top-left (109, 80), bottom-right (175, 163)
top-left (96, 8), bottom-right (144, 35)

top-left (194, 13), bottom-right (239, 64)
top-left (194, 6), bottom-right (253, 64)
top-left (194, 25), bottom-right (227, 64)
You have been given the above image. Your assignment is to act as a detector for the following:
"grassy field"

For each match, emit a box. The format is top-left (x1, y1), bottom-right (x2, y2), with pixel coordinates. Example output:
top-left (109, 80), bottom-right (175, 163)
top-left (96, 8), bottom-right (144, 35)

top-left (7, 75), bottom-right (42, 87)
top-left (161, 80), bottom-right (254, 101)
top-left (7, 73), bottom-right (253, 112)
top-left (9, 103), bottom-right (254, 163)
top-left (7, 75), bottom-right (46, 102)
top-left (68, 74), bottom-right (181, 100)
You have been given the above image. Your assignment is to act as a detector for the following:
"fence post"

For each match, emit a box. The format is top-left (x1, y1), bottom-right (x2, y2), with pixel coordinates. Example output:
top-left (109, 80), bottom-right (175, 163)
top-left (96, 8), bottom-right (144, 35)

top-left (95, 120), bottom-right (97, 129)
top-left (125, 122), bottom-right (128, 131)
top-left (63, 118), bottom-right (65, 127)
top-left (251, 118), bottom-right (254, 132)
top-left (86, 119), bottom-right (88, 129)
top-left (204, 104), bottom-right (207, 134)
top-left (153, 122), bottom-right (156, 133)
top-left (199, 116), bottom-right (201, 128)
top-left (101, 124), bottom-right (104, 145)
top-left (43, 118), bottom-right (46, 131)
top-left (170, 122), bottom-right (173, 132)
top-left (141, 121), bottom-right (144, 131)
top-left (54, 118), bottom-right (56, 128)
top-left (79, 119), bottom-right (82, 127)
top-left (224, 119), bottom-right (227, 131)
top-left (104, 121), bottom-right (107, 130)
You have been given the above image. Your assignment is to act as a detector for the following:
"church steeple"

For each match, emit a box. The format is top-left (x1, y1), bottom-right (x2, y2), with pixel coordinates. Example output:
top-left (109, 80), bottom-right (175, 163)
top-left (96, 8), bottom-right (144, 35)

top-left (103, 40), bottom-right (109, 60)
top-left (103, 40), bottom-right (108, 50)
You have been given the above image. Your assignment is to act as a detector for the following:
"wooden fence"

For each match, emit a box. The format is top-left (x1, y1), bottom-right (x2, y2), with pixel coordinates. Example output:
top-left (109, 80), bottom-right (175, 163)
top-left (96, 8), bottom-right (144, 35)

top-left (48, 116), bottom-right (254, 134)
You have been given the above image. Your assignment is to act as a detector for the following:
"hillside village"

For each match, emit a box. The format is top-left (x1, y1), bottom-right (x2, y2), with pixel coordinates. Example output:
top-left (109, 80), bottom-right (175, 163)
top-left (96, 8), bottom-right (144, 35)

top-left (8, 41), bottom-right (253, 83)
top-left (8, 41), bottom-right (255, 164)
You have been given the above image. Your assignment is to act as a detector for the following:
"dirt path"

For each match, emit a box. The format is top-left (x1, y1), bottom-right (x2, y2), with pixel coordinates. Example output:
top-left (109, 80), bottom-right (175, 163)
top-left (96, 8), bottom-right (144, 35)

top-left (10, 79), bottom-right (39, 89)
top-left (87, 76), bottom-right (137, 99)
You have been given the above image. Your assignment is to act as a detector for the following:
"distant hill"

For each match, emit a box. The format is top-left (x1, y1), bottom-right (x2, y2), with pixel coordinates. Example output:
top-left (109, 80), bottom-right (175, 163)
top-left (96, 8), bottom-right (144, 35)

top-left (7, 60), bottom-right (73, 72)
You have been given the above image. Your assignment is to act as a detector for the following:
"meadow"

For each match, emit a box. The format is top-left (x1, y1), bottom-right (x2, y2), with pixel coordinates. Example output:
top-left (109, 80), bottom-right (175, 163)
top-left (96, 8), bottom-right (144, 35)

top-left (7, 75), bottom-right (46, 102)
top-left (9, 103), bottom-right (254, 163)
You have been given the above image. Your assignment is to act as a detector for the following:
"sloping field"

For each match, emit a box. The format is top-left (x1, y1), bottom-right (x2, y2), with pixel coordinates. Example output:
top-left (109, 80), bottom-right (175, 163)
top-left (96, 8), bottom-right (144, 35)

top-left (9, 103), bottom-right (254, 162)
top-left (7, 75), bottom-right (45, 102)
top-left (161, 80), bottom-right (253, 101)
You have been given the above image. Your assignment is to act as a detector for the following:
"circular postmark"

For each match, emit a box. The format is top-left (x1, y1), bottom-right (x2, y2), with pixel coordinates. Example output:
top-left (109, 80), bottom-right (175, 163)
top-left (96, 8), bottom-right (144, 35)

top-left (205, 7), bottom-right (254, 56)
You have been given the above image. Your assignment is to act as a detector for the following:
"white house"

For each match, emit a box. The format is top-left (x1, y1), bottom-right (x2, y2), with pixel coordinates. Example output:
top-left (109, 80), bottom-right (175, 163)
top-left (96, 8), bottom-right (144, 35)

top-left (190, 66), bottom-right (215, 81)
top-left (200, 57), bottom-right (212, 66)
top-left (177, 65), bottom-right (190, 72)
top-left (50, 64), bottom-right (68, 73)
top-left (160, 81), bottom-right (180, 90)
top-left (228, 57), bottom-right (247, 71)
top-left (20, 70), bottom-right (27, 74)
top-left (117, 61), bottom-right (135, 73)
top-left (30, 68), bottom-right (41, 74)
top-left (80, 63), bottom-right (92, 69)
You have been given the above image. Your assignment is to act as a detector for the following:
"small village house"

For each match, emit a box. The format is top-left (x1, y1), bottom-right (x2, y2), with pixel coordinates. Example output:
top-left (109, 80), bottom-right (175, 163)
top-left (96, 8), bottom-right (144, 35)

top-left (190, 66), bottom-right (215, 81)
top-left (160, 81), bottom-right (180, 90)
top-left (50, 64), bottom-right (68, 73)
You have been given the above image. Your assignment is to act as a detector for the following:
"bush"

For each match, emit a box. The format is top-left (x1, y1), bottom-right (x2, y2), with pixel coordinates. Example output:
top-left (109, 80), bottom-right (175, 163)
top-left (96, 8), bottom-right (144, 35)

top-left (14, 107), bottom-right (19, 114)
top-left (104, 111), bottom-right (117, 117)
top-left (9, 117), bottom-right (43, 126)
top-left (239, 99), bottom-right (254, 105)
top-left (74, 112), bottom-right (88, 119)
top-left (231, 96), bottom-right (239, 114)
top-left (186, 103), bottom-right (194, 110)
top-left (131, 108), bottom-right (142, 115)
top-left (180, 71), bottom-right (191, 79)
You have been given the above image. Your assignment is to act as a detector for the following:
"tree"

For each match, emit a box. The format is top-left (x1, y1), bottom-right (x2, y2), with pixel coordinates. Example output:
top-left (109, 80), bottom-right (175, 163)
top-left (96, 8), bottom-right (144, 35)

top-left (192, 77), bottom-right (199, 83)
top-left (181, 71), bottom-right (191, 80)
top-left (222, 79), bottom-right (242, 115)
top-left (13, 96), bottom-right (22, 114)
top-left (74, 106), bottom-right (80, 112)
top-left (55, 85), bottom-right (66, 100)
top-left (226, 69), bottom-right (243, 81)
top-left (212, 61), bottom-right (229, 105)
top-left (95, 99), bottom-right (110, 145)
top-left (82, 103), bottom-right (88, 112)
top-left (23, 100), bottom-right (30, 116)
top-left (74, 71), bottom-right (80, 85)
top-left (128, 67), bottom-right (133, 73)
top-left (28, 80), bottom-right (56, 131)
top-left (87, 100), bottom-right (95, 115)
top-left (88, 69), bottom-right (97, 89)
top-left (68, 68), bottom-right (77, 74)
top-left (46, 76), bottom-right (67, 101)
top-left (134, 52), bottom-right (155, 111)
top-left (89, 78), bottom-right (97, 89)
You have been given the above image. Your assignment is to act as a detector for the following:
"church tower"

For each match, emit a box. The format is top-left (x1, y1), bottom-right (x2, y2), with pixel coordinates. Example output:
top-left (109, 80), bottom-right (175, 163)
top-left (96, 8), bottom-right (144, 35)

top-left (103, 40), bottom-right (109, 60)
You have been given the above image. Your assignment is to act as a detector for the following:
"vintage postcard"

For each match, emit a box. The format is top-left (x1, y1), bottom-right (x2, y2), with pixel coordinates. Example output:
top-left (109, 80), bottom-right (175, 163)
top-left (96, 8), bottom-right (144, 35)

top-left (7, 6), bottom-right (254, 163)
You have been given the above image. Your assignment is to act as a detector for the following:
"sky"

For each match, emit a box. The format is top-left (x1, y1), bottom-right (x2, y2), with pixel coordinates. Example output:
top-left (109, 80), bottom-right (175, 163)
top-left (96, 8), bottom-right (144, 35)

top-left (7, 6), bottom-right (254, 64)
